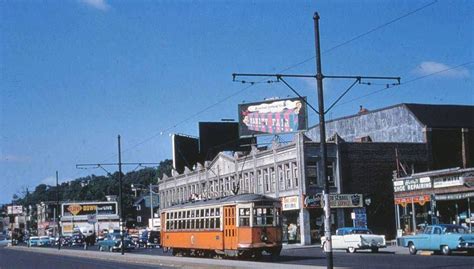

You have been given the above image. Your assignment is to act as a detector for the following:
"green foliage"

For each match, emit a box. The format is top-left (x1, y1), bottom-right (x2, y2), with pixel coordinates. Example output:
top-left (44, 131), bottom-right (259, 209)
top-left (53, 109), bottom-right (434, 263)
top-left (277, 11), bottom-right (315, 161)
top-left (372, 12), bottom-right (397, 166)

top-left (15, 159), bottom-right (173, 225)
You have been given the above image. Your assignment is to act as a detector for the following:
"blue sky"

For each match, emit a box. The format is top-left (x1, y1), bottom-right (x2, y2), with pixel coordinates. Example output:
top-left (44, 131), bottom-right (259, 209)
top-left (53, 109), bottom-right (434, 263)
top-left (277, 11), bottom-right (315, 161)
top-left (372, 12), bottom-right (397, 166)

top-left (1, 0), bottom-right (472, 204)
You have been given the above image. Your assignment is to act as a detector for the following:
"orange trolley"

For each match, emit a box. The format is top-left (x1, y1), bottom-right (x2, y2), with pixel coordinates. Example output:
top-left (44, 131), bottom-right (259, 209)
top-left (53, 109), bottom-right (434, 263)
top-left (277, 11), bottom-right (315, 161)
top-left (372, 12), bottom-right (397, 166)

top-left (160, 194), bottom-right (282, 258)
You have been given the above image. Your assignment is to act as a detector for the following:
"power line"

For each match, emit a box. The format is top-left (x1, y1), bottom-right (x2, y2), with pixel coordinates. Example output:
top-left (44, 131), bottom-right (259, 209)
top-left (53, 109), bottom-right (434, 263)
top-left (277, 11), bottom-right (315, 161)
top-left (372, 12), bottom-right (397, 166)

top-left (323, 0), bottom-right (438, 55)
top-left (100, 1), bottom-right (439, 161)
top-left (276, 0), bottom-right (438, 72)
top-left (337, 61), bottom-right (474, 107)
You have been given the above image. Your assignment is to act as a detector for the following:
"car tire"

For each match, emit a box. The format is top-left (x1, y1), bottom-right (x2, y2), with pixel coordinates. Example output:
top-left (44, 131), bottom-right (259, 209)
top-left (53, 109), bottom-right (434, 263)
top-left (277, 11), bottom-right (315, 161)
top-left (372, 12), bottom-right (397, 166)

top-left (371, 247), bottom-right (379, 253)
top-left (99, 245), bottom-right (103, 252)
top-left (441, 245), bottom-right (451, 256)
top-left (347, 247), bottom-right (356, 253)
top-left (109, 246), bottom-right (113, 252)
top-left (408, 242), bottom-right (417, 255)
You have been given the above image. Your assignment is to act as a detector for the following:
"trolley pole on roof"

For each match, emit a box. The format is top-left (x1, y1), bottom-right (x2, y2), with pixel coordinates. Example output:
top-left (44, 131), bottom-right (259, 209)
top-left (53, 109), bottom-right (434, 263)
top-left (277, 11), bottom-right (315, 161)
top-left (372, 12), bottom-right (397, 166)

top-left (232, 12), bottom-right (400, 269)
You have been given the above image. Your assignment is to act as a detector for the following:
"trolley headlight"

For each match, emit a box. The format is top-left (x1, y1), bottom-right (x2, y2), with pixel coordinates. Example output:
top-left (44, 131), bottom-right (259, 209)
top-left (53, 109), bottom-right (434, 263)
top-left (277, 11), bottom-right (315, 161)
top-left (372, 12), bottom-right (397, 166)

top-left (260, 232), bottom-right (268, 242)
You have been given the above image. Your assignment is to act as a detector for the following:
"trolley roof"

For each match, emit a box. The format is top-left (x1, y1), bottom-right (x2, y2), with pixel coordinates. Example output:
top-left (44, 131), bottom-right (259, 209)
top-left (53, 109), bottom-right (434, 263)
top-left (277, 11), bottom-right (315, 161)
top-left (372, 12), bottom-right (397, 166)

top-left (162, 194), bottom-right (280, 211)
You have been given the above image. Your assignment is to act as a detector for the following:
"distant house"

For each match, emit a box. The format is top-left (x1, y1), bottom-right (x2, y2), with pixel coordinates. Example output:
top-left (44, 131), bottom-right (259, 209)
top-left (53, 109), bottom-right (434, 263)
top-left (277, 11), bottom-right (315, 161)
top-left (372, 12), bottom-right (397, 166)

top-left (133, 193), bottom-right (160, 228)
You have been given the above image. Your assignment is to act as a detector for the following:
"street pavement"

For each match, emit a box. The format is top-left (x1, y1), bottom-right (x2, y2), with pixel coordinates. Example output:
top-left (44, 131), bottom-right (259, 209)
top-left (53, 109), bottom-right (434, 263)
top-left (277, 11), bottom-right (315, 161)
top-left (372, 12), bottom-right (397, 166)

top-left (1, 243), bottom-right (473, 269)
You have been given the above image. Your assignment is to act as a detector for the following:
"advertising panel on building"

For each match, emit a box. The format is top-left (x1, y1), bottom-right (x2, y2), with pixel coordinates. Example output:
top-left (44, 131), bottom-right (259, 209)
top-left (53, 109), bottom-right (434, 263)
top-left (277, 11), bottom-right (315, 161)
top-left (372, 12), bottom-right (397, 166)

top-left (61, 202), bottom-right (118, 220)
top-left (7, 205), bottom-right (23, 215)
top-left (238, 97), bottom-right (308, 137)
top-left (393, 176), bottom-right (432, 192)
top-left (281, 196), bottom-right (300, 211)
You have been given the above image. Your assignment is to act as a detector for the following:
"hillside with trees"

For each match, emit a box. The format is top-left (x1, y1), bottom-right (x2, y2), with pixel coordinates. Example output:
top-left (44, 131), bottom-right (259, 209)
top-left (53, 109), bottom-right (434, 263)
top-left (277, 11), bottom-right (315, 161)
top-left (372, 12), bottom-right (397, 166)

top-left (13, 159), bottom-right (172, 228)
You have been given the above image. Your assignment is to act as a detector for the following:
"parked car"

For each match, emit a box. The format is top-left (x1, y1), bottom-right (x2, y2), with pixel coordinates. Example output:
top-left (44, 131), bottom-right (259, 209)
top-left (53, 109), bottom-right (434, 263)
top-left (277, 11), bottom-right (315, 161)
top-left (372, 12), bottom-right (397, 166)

top-left (138, 230), bottom-right (161, 248)
top-left (97, 233), bottom-right (134, 252)
top-left (71, 233), bottom-right (85, 246)
top-left (321, 227), bottom-right (386, 253)
top-left (28, 236), bottom-right (51, 247)
top-left (399, 224), bottom-right (474, 255)
top-left (0, 235), bottom-right (11, 247)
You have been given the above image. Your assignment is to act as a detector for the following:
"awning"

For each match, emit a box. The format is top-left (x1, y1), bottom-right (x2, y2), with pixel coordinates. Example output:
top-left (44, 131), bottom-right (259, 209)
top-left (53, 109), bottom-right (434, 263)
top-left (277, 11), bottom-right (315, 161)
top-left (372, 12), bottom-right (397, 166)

top-left (435, 192), bottom-right (474, 201)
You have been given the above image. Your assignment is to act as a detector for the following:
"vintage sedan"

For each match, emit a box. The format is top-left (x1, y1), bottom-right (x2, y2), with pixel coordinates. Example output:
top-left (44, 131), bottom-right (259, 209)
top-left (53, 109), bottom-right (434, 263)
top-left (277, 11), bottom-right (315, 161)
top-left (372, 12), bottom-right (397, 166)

top-left (28, 236), bottom-right (51, 247)
top-left (400, 224), bottom-right (474, 255)
top-left (322, 227), bottom-right (386, 253)
top-left (97, 233), bottom-right (134, 252)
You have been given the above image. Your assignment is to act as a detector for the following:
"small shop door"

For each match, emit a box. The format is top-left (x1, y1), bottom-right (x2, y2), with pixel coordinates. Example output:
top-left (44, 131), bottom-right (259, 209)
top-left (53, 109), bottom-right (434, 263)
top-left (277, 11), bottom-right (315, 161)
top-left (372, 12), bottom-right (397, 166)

top-left (224, 206), bottom-right (237, 250)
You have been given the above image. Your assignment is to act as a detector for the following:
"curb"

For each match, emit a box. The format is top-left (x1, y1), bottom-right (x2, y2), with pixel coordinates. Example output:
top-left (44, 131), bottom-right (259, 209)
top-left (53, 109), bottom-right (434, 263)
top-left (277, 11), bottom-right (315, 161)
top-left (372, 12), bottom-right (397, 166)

top-left (5, 246), bottom-right (348, 269)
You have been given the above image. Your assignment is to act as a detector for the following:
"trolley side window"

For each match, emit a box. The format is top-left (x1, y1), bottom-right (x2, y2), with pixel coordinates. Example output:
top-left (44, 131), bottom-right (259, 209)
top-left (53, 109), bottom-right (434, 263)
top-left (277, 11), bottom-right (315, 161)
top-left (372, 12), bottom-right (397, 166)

top-left (253, 207), bottom-right (275, 226)
top-left (239, 208), bottom-right (251, 227)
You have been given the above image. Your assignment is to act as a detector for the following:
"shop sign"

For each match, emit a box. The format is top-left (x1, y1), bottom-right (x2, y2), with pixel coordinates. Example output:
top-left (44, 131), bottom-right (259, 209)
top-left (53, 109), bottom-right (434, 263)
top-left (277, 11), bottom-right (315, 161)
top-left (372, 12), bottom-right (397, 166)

top-left (281, 196), bottom-right (300, 211)
top-left (327, 194), bottom-right (363, 208)
top-left (304, 194), bottom-right (363, 208)
top-left (394, 195), bottom-right (431, 207)
top-left (393, 177), bottom-right (432, 192)
top-left (62, 224), bottom-right (73, 234)
top-left (435, 192), bottom-right (474, 201)
top-left (87, 214), bottom-right (97, 224)
top-left (304, 194), bottom-right (322, 208)
top-left (461, 171), bottom-right (474, 187)
top-left (353, 208), bottom-right (367, 228)
top-left (433, 175), bottom-right (463, 188)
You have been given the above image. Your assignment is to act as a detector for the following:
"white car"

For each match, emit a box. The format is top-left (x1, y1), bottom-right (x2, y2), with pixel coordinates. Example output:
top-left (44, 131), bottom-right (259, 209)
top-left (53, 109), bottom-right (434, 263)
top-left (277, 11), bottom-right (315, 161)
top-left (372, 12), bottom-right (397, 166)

top-left (321, 227), bottom-right (386, 253)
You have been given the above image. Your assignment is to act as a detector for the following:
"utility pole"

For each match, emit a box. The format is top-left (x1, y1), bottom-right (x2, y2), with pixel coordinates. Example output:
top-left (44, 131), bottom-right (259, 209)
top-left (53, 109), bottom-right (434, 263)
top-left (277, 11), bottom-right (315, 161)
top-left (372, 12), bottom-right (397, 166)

top-left (233, 12), bottom-right (399, 269)
top-left (118, 135), bottom-right (124, 255)
top-left (76, 135), bottom-right (159, 255)
top-left (56, 171), bottom-right (61, 250)
top-left (313, 12), bottom-right (333, 268)
top-left (150, 184), bottom-right (154, 229)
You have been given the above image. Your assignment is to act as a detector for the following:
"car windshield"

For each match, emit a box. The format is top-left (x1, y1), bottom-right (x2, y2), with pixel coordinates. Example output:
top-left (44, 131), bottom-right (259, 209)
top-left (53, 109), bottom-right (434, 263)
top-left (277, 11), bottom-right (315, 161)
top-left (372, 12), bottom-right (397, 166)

top-left (443, 226), bottom-right (468, 234)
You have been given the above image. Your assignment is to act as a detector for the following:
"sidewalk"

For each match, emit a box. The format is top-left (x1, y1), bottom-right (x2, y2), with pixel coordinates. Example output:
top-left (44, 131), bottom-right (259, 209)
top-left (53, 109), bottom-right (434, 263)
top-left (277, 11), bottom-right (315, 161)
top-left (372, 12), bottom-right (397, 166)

top-left (282, 242), bottom-right (409, 255)
top-left (5, 246), bottom-right (351, 269)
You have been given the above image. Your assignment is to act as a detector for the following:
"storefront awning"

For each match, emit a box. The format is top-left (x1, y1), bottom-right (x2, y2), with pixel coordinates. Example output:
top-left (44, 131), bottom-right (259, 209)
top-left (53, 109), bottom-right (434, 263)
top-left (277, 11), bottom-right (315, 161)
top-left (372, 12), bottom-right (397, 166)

top-left (435, 192), bottom-right (474, 201)
top-left (394, 195), bottom-right (430, 206)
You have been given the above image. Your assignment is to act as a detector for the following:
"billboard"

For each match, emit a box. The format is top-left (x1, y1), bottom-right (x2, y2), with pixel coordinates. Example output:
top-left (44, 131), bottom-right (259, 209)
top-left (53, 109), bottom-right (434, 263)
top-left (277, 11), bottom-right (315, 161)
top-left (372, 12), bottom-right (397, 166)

top-left (172, 134), bottom-right (201, 174)
top-left (199, 122), bottom-right (256, 161)
top-left (7, 205), bottom-right (23, 215)
top-left (61, 202), bottom-right (118, 220)
top-left (238, 97), bottom-right (308, 137)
